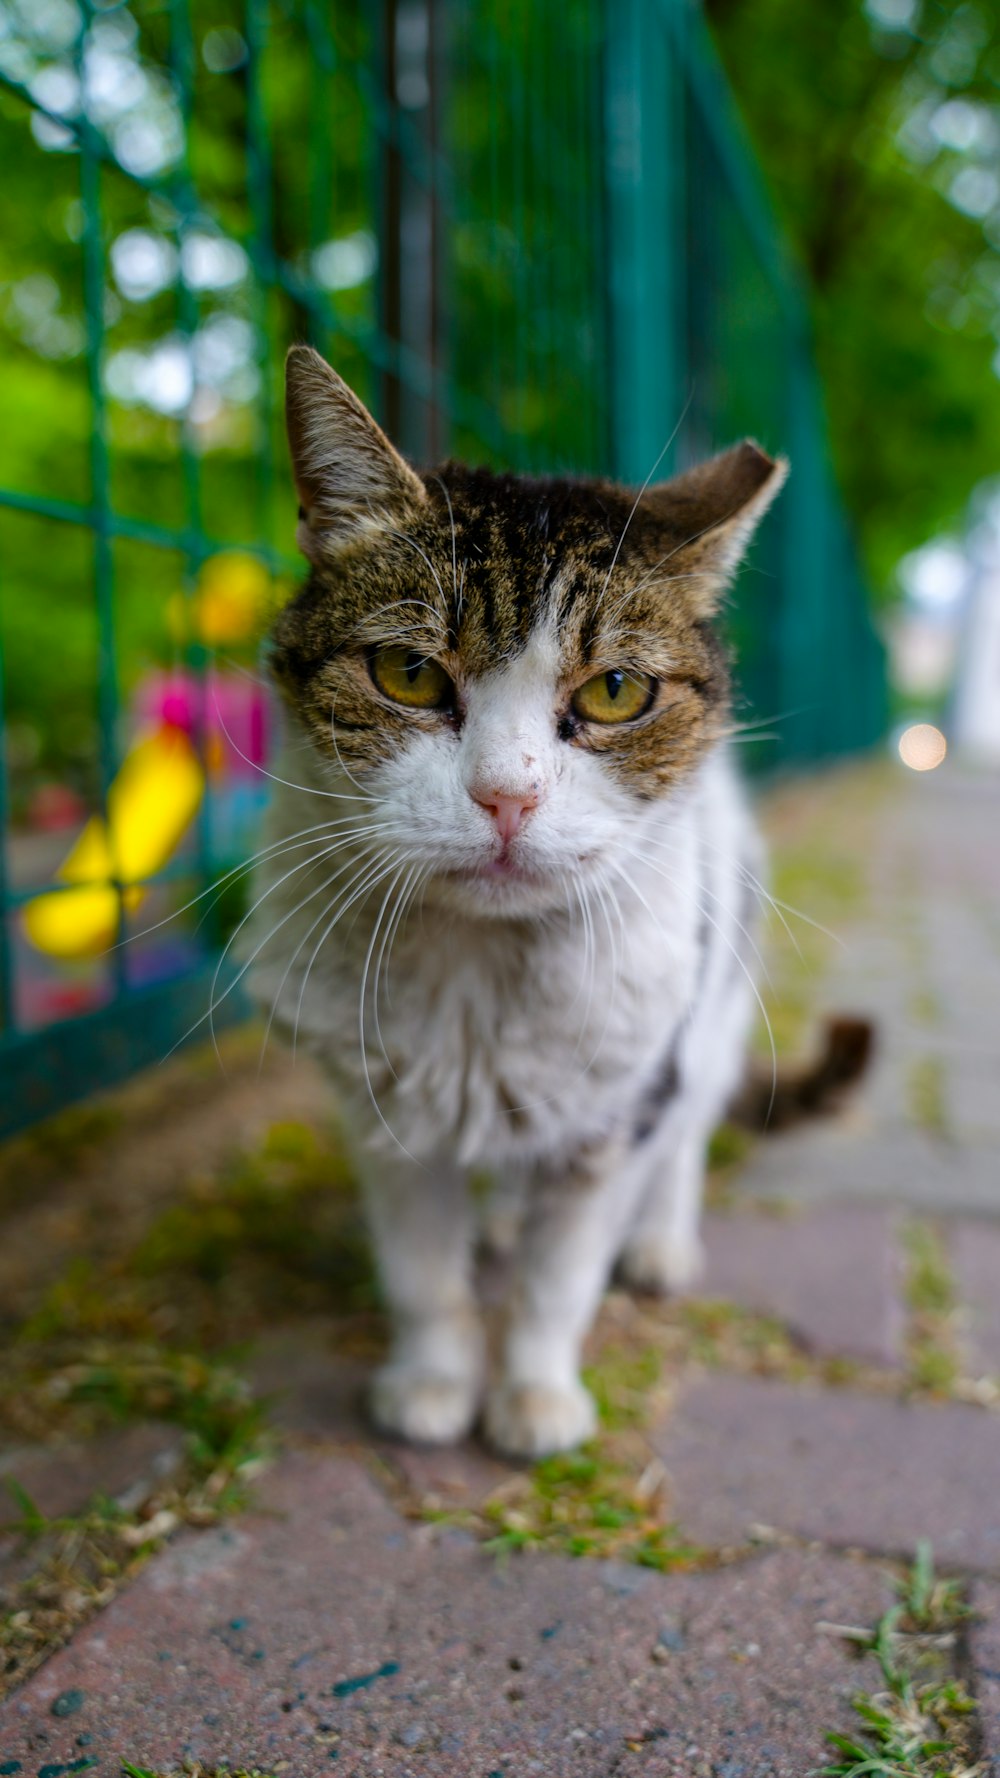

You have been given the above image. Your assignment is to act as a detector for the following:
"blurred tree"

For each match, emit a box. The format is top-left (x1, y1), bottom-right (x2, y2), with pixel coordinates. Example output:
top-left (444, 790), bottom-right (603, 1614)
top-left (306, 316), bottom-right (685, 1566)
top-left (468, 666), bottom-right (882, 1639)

top-left (706, 0), bottom-right (1000, 592)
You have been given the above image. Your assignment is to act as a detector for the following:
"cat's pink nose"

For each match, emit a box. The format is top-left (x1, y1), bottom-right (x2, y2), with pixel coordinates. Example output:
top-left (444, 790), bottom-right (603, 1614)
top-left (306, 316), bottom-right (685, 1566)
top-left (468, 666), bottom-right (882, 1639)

top-left (473, 790), bottom-right (539, 845)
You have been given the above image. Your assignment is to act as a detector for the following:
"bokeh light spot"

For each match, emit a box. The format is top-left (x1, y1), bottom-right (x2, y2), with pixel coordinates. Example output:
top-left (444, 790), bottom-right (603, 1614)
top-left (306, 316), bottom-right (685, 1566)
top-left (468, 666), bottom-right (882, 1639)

top-left (898, 723), bottom-right (947, 771)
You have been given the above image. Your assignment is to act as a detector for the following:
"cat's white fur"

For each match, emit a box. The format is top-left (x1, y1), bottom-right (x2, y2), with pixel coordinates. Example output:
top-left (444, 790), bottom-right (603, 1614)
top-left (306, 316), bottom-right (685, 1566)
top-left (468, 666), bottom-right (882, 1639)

top-left (246, 615), bottom-right (761, 1458)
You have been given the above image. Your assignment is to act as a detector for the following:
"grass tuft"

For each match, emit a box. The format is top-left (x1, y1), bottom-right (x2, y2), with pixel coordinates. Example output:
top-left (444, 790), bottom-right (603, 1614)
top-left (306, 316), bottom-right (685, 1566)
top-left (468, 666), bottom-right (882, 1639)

top-left (0, 1346), bottom-right (270, 1699)
top-left (903, 1222), bottom-right (962, 1396)
top-left (908, 1058), bottom-right (949, 1140)
top-left (821, 1546), bottom-right (981, 1778)
top-left (121, 1767), bottom-right (276, 1778)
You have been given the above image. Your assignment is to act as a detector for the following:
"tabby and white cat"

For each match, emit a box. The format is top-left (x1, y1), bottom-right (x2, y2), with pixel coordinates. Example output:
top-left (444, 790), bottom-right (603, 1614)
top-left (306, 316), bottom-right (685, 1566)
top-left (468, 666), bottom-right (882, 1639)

top-left (246, 345), bottom-right (786, 1459)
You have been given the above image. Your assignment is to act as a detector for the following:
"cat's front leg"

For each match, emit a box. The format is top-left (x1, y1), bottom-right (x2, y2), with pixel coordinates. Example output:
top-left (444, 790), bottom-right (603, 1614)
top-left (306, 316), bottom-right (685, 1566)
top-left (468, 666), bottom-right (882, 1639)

top-left (361, 1151), bottom-right (484, 1445)
top-left (484, 1142), bottom-right (647, 1459)
top-left (618, 1126), bottom-right (708, 1295)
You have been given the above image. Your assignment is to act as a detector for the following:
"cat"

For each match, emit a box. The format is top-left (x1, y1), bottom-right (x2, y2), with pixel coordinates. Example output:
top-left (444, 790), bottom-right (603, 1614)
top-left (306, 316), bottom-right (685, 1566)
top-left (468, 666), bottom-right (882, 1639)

top-left (244, 343), bottom-right (788, 1460)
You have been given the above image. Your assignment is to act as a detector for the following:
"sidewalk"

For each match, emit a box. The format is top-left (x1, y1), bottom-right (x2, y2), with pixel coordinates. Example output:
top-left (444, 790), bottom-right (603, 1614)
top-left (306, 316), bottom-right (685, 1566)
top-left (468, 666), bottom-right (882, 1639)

top-left (1, 758), bottom-right (998, 1778)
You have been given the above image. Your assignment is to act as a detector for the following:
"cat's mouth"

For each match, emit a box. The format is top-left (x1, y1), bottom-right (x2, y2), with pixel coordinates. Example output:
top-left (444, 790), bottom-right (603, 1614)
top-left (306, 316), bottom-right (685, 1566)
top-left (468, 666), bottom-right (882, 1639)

top-left (441, 845), bottom-right (598, 889)
top-left (444, 853), bottom-right (541, 884)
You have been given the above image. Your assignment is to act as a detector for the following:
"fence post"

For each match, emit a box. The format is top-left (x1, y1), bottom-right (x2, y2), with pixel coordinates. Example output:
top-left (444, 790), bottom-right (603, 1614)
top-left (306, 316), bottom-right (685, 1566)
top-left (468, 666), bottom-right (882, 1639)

top-left (603, 0), bottom-right (685, 486)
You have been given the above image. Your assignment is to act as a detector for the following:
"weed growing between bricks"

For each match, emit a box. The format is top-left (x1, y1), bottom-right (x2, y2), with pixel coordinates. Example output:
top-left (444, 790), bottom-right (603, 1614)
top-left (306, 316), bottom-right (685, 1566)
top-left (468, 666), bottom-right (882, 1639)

top-left (900, 1219), bottom-right (1000, 1407)
top-left (0, 1117), bottom-right (386, 1696)
top-left (908, 1057), bottom-right (951, 1141)
top-left (0, 1351), bottom-right (271, 1699)
top-left (396, 1243), bottom-right (1000, 1567)
top-left (820, 1543), bottom-right (983, 1778)
top-left (3, 1056), bottom-right (1000, 1692)
top-left (122, 1766), bottom-right (276, 1778)
top-left (393, 1290), bottom-right (887, 1564)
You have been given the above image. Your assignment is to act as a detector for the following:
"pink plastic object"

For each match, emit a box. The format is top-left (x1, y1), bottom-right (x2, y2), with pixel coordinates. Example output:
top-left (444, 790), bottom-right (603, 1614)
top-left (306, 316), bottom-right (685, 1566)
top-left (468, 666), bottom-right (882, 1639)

top-left (135, 670), bottom-right (271, 780)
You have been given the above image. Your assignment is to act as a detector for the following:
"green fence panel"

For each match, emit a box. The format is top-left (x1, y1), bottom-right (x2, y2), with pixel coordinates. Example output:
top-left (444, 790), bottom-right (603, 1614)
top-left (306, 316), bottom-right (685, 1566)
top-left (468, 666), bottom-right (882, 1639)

top-left (0, 0), bottom-right (885, 1139)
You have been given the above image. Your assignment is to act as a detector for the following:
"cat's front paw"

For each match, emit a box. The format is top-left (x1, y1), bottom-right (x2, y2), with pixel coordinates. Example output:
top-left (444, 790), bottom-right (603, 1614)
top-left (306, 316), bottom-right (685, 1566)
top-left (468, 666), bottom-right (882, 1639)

top-left (483, 1380), bottom-right (597, 1459)
top-left (618, 1232), bottom-right (705, 1296)
top-left (370, 1364), bottom-right (479, 1446)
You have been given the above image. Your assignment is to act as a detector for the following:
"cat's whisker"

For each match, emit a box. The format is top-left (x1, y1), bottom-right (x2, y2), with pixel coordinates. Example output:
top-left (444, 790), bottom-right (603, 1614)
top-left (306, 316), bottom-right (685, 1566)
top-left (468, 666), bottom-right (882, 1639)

top-left (594, 865), bottom-right (626, 991)
top-left (600, 566), bottom-right (705, 635)
top-left (206, 823), bottom-right (406, 1069)
top-left (457, 557), bottom-right (467, 633)
top-left (430, 472), bottom-right (460, 618)
top-left (384, 526), bottom-right (450, 613)
top-left (255, 829), bottom-right (409, 1072)
top-left (203, 841), bottom-right (363, 1072)
top-left (329, 686), bottom-right (379, 802)
top-left (210, 693), bottom-right (373, 803)
top-left (562, 879), bottom-right (591, 1025)
top-left (162, 832), bottom-right (370, 1067)
top-left (540, 873), bottom-right (627, 1106)
top-left (371, 861), bottom-right (423, 1077)
top-left (572, 876), bottom-right (596, 1056)
top-left (112, 814), bottom-right (368, 955)
top-left (600, 486), bottom-right (768, 634)
top-left (615, 848), bottom-right (778, 1126)
top-left (596, 394), bottom-right (694, 610)
top-left (635, 832), bottom-right (776, 991)
top-left (378, 860), bottom-right (422, 1013)
top-left (357, 858), bottom-right (425, 1166)
top-left (291, 846), bottom-right (405, 1060)
top-left (724, 704), bottom-right (810, 737)
top-left (641, 822), bottom-right (839, 966)
top-left (764, 895), bottom-right (844, 948)
top-left (578, 872), bottom-right (625, 1077)
top-left (344, 596), bottom-right (444, 638)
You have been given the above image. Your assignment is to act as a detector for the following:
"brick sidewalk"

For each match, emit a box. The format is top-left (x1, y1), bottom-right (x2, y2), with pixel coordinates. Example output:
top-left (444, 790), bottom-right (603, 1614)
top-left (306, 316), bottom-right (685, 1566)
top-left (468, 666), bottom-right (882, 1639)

top-left (1, 759), bottom-right (999, 1777)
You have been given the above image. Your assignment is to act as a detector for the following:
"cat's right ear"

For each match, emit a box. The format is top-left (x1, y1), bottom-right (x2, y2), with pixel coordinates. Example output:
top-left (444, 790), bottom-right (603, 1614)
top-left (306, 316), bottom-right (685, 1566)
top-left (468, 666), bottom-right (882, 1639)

top-left (285, 345), bottom-right (426, 562)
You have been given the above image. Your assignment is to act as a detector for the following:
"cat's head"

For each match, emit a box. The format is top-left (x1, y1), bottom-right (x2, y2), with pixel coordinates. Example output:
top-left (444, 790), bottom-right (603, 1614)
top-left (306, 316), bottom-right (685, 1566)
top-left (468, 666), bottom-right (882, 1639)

top-left (270, 346), bottom-right (786, 918)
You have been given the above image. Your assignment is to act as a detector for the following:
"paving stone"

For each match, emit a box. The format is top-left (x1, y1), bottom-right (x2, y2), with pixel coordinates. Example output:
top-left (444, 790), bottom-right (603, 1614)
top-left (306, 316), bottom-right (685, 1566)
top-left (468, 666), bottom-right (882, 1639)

top-left (248, 1327), bottom-right (511, 1507)
top-left (971, 1580), bottom-right (1000, 1775)
top-left (385, 1434), bottom-right (512, 1505)
top-left (735, 1124), bottom-right (1000, 1215)
top-left (953, 1221), bottom-right (1000, 1378)
top-left (248, 1326), bottom-right (373, 1441)
top-left (656, 1372), bottom-right (1000, 1573)
top-left (0, 1421), bottom-right (185, 1621)
top-left (0, 1422), bottom-right (182, 1523)
top-left (702, 1206), bottom-right (903, 1366)
top-left (0, 1449), bottom-right (893, 1777)
top-left (949, 1063), bottom-right (1000, 1147)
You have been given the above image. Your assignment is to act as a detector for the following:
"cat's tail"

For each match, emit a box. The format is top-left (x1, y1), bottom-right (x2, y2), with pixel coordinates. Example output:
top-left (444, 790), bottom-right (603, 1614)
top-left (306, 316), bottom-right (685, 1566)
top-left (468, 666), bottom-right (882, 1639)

top-left (728, 1015), bottom-right (875, 1132)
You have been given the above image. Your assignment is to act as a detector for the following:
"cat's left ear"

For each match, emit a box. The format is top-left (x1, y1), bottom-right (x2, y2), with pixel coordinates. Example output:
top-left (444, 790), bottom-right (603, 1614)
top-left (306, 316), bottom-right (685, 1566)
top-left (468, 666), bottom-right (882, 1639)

top-left (285, 345), bottom-right (427, 562)
top-left (642, 441), bottom-right (788, 614)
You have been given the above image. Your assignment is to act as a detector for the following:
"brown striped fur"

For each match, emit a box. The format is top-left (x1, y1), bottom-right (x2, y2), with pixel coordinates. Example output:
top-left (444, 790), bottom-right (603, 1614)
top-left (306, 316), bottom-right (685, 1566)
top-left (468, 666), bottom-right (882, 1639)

top-left (271, 348), bottom-right (787, 799)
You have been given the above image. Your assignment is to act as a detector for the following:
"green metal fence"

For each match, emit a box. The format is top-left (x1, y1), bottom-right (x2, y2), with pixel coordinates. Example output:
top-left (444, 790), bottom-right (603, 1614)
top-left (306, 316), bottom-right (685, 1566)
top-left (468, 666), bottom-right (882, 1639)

top-left (0, 0), bottom-right (885, 1138)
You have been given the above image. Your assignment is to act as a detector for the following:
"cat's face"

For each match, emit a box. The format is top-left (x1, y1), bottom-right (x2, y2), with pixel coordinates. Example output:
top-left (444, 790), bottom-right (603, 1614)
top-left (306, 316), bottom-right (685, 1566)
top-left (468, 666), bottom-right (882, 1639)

top-left (270, 347), bottom-right (786, 918)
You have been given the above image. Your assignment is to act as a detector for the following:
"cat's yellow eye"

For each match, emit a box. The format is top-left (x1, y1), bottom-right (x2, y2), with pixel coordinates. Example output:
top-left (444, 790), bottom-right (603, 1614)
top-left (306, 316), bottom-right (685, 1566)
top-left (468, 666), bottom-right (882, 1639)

top-left (370, 646), bottom-right (453, 711)
top-left (571, 668), bottom-right (655, 725)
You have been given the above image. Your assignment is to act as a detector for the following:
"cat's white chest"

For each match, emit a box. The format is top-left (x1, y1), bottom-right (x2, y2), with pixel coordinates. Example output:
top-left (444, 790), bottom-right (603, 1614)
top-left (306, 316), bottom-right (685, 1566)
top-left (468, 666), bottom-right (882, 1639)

top-left (335, 880), bottom-right (700, 1167)
top-left (246, 753), bottom-right (746, 1173)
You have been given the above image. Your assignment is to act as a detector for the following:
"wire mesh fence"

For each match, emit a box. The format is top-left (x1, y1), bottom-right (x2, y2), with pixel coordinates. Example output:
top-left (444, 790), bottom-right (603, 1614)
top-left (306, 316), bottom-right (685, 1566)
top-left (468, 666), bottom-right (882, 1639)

top-left (0, 0), bottom-right (886, 1136)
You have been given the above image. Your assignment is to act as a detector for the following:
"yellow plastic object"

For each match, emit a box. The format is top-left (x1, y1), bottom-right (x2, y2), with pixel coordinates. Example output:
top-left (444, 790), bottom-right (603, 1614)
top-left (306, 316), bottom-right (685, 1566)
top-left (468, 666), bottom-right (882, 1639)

top-left (167, 549), bottom-right (275, 647)
top-left (23, 726), bottom-right (205, 960)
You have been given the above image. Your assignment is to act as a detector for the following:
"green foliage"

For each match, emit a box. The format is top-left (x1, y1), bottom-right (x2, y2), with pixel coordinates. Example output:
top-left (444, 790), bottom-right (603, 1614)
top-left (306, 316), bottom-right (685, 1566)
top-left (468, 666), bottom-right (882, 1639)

top-left (821, 1546), bottom-right (978, 1777)
top-left (900, 1539), bottom-right (971, 1634)
top-left (903, 1221), bottom-right (962, 1394)
top-left (479, 1445), bottom-right (704, 1570)
top-left (707, 0), bottom-right (1000, 591)
top-left (908, 1057), bottom-right (950, 1138)
top-left (121, 1767), bottom-right (275, 1778)
top-left (0, 0), bottom-right (610, 801)
top-left (0, 0), bottom-right (375, 795)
